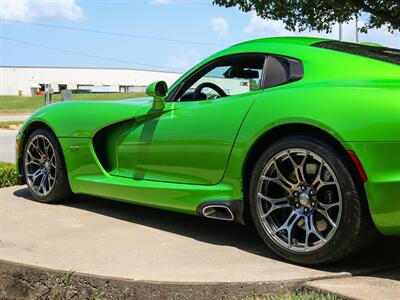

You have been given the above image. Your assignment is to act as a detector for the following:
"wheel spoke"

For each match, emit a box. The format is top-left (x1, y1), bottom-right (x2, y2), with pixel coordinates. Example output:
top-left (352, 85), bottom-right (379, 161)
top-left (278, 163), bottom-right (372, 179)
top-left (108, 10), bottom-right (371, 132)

top-left (38, 174), bottom-right (48, 194)
top-left (315, 181), bottom-right (335, 190)
top-left (257, 193), bottom-right (289, 204)
top-left (27, 168), bottom-right (43, 182)
top-left (26, 160), bottom-right (41, 167)
top-left (32, 139), bottom-right (45, 158)
top-left (258, 193), bottom-right (291, 218)
top-left (285, 150), bottom-right (310, 185)
top-left (272, 211), bottom-right (301, 248)
top-left (311, 161), bottom-right (324, 187)
top-left (304, 214), bottom-right (327, 249)
top-left (317, 202), bottom-right (340, 228)
top-left (26, 149), bottom-right (41, 162)
top-left (298, 151), bottom-right (308, 181)
top-left (47, 174), bottom-right (51, 191)
top-left (262, 203), bottom-right (291, 218)
top-left (318, 201), bottom-right (340, 210)
top-left (272, 159), bottom-right (296, 190)
top-left (261, 175), bottom-right (293, 195)
top-left (43, 139), bottom-right (51, 157)
top-left (304, 216), bottom-right (311, 250)
top-left (286, 150), bottom-right (300, 182)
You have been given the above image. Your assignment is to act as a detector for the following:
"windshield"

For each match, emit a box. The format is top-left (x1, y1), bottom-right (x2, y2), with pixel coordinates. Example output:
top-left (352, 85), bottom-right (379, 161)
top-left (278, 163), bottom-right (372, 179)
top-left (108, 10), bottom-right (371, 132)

top-left (313, 41), bottom-right (400, 66)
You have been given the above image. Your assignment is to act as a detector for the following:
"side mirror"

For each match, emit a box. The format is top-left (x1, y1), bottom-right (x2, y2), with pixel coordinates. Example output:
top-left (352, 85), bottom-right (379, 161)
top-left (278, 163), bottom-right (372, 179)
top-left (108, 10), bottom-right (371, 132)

top-left (146, 81), bottom-right (167, 110)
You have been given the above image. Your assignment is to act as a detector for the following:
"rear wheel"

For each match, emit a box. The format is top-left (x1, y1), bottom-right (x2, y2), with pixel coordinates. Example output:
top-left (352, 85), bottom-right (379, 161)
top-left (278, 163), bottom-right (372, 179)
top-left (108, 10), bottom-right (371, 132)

top-left (248, 135), bottom-right (376, 265)
top-left (23, 128), bottom-right (74, 203)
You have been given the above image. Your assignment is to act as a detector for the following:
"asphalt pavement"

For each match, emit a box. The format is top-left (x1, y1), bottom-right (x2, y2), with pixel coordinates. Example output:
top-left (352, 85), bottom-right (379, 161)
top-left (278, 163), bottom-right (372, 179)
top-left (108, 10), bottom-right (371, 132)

top-left (0, 114), bottom-right (30, 122)
top-left (0, 114), bottom-right (29, 163)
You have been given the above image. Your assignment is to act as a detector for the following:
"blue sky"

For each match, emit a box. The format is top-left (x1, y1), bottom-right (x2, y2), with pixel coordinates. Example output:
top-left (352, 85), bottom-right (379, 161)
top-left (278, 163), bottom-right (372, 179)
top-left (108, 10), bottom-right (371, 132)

top-left (1, 0), bottom-right (399, 72)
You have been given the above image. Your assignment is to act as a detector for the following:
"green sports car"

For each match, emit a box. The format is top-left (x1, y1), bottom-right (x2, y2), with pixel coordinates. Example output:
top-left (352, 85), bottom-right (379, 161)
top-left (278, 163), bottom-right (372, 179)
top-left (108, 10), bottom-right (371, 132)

top-left (16, 37), bottom-right (400, 265)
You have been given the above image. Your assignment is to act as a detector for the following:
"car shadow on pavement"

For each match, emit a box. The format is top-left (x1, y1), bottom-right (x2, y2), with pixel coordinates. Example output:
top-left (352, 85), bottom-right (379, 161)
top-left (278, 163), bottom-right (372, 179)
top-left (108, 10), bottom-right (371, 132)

top-left (13, 187), bottom-right (400, 278)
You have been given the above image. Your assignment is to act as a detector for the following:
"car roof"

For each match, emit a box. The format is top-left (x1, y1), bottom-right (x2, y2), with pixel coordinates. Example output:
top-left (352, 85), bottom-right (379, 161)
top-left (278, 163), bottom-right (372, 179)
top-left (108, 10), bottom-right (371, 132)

top-left (232, 36), bottom-right (330, 48)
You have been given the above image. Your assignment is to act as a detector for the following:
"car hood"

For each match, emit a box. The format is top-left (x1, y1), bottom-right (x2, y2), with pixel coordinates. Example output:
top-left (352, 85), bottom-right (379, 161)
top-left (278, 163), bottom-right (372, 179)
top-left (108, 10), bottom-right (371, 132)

top-left (20, 97), bottom-right (160, 138)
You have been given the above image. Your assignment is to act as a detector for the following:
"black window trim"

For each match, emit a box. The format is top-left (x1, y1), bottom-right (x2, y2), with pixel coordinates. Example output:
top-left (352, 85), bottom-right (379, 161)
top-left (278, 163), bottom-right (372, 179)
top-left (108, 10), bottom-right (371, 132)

top-left (312, 40), bottom-right (400, 66)
top-left (166, 52), bottom-right (304, 102)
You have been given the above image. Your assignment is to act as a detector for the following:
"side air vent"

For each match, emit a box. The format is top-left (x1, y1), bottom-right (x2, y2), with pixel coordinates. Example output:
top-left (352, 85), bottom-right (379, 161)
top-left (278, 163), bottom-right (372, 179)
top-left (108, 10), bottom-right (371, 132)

top-left (92, 119), bottom-right (134, 172)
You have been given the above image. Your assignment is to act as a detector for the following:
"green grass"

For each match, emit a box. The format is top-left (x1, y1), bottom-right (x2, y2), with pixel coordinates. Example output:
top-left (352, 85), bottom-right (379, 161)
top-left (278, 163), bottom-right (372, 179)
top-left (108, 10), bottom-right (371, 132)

top-left (0, 163), bottom-right (17, 188)
top-left (0, 265), bottom-right (341, 299)
top-left (0, 92), bottom-right (146, 114)
top-left (249, 290), bottom-right (342, 300)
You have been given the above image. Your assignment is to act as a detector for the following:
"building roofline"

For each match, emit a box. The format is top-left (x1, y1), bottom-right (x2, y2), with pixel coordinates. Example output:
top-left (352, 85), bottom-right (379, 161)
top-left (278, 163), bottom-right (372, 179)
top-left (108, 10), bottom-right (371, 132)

top-left (0, 65), bottom-right (183, 74)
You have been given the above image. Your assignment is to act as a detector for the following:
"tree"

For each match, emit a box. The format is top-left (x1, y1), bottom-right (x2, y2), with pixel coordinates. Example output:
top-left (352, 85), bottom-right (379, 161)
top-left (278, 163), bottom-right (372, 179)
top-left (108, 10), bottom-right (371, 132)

top-left (213, 0), bottom-right (400, 33)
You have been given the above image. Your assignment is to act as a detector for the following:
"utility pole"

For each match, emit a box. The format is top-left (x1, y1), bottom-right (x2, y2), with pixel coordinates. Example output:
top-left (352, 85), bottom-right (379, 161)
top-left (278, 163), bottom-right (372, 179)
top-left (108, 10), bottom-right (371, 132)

top-left (44, 84), bottom-right (53, 106)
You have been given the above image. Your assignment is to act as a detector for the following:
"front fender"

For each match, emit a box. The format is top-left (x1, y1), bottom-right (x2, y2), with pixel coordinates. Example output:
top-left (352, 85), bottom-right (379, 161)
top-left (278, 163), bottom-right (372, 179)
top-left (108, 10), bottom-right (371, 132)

top-left (19, 98), bottom-right (154, 138)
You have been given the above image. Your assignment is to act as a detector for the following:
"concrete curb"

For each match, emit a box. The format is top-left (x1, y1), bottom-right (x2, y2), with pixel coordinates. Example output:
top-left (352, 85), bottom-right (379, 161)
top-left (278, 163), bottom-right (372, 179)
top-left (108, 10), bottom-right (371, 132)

top-left (0, 259), bottom-right (351, 299)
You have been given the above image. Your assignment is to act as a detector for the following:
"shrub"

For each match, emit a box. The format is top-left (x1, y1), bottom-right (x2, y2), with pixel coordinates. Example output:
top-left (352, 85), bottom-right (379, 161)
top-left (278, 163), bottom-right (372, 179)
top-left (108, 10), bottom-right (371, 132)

top-left (0, 162), bottom-right (17, 188)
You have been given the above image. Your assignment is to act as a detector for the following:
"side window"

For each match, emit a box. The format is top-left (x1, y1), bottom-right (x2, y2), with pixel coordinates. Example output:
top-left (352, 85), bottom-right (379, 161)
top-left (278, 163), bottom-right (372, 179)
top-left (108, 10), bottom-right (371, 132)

top-left (175, 54), bottom-right (266, 102)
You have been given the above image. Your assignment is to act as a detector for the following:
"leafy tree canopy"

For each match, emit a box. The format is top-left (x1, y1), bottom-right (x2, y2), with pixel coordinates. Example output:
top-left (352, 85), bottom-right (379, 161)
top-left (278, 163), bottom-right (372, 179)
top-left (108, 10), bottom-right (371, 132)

top-left (213, 0), bottom-right (399, 33)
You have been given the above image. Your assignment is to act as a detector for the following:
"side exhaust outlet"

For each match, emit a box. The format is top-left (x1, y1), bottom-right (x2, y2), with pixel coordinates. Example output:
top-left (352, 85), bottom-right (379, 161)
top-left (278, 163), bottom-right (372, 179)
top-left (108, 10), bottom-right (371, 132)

top-left (202, 205), bottom-right (234, 221)
top-left (196, 200), bottom-right (245, 224)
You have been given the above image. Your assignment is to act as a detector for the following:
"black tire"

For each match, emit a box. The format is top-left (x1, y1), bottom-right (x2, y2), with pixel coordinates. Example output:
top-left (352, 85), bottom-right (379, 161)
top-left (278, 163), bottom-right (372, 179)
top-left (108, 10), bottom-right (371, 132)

top-left (23, 128), bottom-right (74, 203)
top-left (248, 135), bottom-right (377, 265)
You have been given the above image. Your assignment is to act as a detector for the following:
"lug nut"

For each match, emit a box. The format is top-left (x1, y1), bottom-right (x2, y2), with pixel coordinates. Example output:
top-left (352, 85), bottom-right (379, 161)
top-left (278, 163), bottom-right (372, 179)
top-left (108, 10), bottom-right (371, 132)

top-left (295, 203), bottom-right (300, 208)
top-left (311, 201), bottom-right (316, 207)
top-left (310, 190), bottom-right (315, 196)
top-left (304, 208), bottom-right (309, 213)
top-left (301, 186), bottom-right (306, 191)
top-left (294, 191), bottom-right (299, 197)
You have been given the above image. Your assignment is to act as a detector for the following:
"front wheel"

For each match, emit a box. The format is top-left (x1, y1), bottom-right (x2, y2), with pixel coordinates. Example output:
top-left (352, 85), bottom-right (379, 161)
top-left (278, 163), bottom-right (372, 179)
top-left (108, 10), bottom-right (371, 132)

top-left (23, 128), bottom-right (74, 203)
top-left (249, 135), bottom-right (375, 265)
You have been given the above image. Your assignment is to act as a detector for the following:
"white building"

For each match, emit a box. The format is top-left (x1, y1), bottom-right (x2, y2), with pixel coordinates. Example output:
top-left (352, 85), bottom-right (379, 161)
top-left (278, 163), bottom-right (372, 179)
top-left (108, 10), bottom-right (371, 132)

top-left (0, 66), bottom-right (251, 97)
top-left (0, 66), bottom-right (182, 96)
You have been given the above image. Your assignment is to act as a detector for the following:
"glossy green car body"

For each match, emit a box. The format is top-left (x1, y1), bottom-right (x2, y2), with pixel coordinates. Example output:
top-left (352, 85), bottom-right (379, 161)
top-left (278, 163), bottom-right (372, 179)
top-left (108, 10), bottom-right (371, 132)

top-left (16, 37), bottom-right (400, 235)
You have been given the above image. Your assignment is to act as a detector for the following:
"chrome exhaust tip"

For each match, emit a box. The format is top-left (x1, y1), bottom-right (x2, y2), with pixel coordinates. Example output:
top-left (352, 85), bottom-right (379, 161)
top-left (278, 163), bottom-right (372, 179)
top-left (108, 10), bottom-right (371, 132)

top-left (202, 205), bottom-right (234, 221)
top-left (196, 200), bottom-right (245, 224)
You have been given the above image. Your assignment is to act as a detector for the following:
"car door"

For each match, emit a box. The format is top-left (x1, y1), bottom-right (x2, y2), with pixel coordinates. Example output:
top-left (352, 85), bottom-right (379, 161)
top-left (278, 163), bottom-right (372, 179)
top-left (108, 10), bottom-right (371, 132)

top-left (111, 54), bottom-right (267, 185)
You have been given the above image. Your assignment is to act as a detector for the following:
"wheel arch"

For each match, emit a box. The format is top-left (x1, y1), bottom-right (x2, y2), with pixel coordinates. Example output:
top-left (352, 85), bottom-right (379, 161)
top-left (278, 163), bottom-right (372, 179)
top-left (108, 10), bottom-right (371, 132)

top-left (241, 123), bottom-right (369, 223)
top-left (17, 121), bottom-right (58, 184)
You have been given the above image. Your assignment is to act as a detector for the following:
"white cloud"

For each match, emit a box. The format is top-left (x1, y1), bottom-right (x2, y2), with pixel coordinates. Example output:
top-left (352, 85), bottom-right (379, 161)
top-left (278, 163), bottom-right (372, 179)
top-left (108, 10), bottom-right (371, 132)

top-left (211, 17), bottom-right (229, 39)
top-left (243, 12), bottom-right (400, 48)
top-left (244, 14), bottom-right (289, 36)
top-left (150, 0), bottom-right (170, 4)
top-left (0, 0), bottom-right (83, 21)
top-left (166, 49), bottom-right (200, 70)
